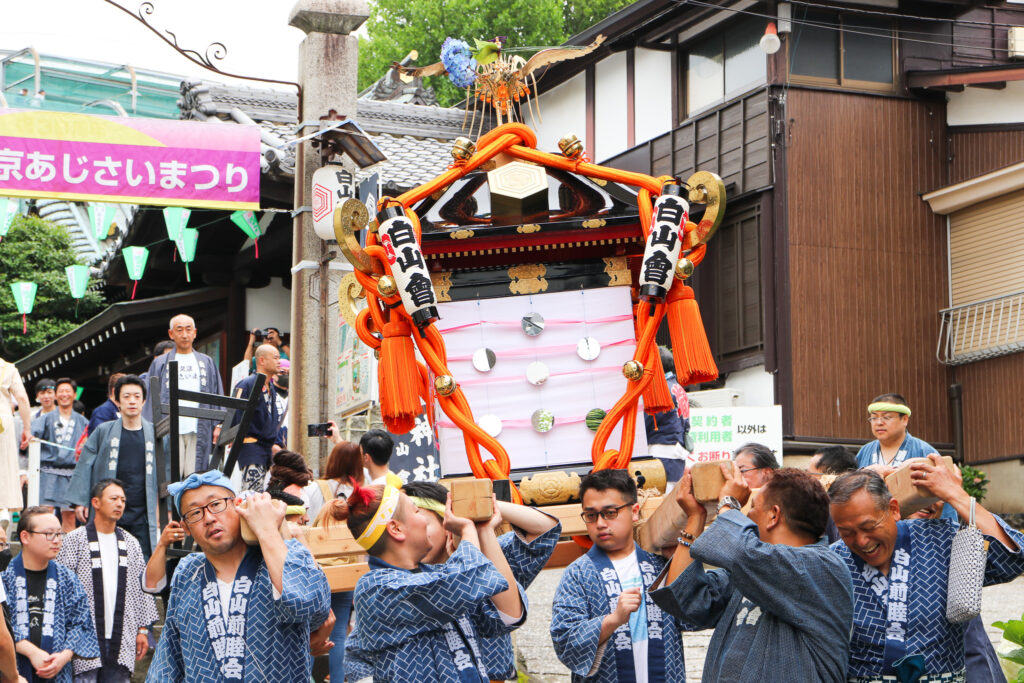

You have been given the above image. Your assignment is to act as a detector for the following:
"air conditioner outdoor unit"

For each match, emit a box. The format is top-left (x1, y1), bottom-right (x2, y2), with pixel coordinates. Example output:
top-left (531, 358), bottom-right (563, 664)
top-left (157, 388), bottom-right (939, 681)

top-left (687, 387), bottom-right (742, 409)
top-left (1010, 27), bottom-right (1024, 60)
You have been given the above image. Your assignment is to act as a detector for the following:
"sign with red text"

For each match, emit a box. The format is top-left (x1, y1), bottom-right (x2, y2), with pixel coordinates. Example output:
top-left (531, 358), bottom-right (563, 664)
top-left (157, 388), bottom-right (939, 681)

top-left (0, 109), bottom-right (260, 209)
top-left (688, 405), bottom-right (783, 466)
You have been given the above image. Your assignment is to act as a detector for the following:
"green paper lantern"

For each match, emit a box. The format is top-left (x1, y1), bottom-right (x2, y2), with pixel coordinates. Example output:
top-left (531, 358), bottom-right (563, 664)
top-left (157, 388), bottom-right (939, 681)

top-left (0, 197), bottom-right (18, 241)
top-left (88, 204), bottom-right (115, 242)
top-left (178, 228), bottom-right (199, 282)
top-left (10, 281), bottom-right (37, 334)
top-left (122, 246), bottom-right (149, 299)
top-left (230, 210), bottom-right (262, 258)
top-left (65, 265), bottom-right (90, 298)
top-left (163, 206), bottom-right (190, 243)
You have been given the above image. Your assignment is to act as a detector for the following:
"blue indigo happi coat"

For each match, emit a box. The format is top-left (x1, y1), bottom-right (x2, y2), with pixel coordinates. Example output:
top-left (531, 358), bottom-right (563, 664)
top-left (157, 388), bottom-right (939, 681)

top-left (832, 516), bottom-right (1024, 678)
top-left (147, 539), bottom-right (330, 682)
top-left (651, 510), bottom-right (853, 683)
top-left (351, 540), bottom-right (522, 682)
top-left (551, 544), bottom-right (690, 683)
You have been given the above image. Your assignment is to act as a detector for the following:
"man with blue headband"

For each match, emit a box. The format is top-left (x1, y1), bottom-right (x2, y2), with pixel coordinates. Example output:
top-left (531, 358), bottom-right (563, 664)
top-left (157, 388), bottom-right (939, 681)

top-left (146, 470), bottom-right (330, 682)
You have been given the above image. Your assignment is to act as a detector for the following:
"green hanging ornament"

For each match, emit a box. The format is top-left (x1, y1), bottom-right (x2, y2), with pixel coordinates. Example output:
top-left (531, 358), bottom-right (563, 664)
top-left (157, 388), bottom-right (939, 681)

top-left (230, 210), bottom-right (262, 258)
top-left (65, 264), bottom-right (90, 318)
top-left (163, 206), bottom-right (189, 262)
top-left (178, 228), bottom-right (199, 282)
top-left (122, 246), bottom-right (149, 299)
top-left (10, 281), bottom-right (37, 334)
top-left (88, 204), bottom-right (115, 242)
top-left (0, 197), bottom-right (18, 241)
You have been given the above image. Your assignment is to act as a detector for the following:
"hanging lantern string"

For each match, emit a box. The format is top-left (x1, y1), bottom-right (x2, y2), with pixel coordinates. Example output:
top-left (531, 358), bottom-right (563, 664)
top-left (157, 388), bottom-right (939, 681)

top-left (131, 280), bottom-right (138, 300)
top-left (22, 314), bottom-right (27, 335)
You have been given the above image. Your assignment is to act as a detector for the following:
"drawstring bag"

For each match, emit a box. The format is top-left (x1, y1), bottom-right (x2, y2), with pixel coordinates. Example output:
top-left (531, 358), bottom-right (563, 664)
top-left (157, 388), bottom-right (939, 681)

top-left (946, 496), bottom-right (988, 624)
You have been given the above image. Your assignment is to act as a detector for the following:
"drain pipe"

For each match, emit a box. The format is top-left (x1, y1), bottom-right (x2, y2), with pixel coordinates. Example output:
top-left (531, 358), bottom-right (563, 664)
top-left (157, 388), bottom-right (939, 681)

top-left (948, 383), bottom-right (964, 464)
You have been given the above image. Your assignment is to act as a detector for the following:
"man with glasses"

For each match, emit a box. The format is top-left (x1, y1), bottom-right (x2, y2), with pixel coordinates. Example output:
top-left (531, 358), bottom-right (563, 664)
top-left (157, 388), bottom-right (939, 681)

top-left (551, 469), bottom-right (695, 682)
top-left (829, 464), bottom-right (1024, 682)
top-left (1, 507), bottom-right (99, 683)
top-left (731, 443), bottom-right (779, 490)
top-left (147, 470), bottom-right (330, 682)
top-left (57, 480), bottom-right (157, 683)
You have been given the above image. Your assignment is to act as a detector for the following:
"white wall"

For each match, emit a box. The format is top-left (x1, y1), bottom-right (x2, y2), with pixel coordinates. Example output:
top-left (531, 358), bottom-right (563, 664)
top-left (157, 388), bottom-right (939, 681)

top-left (245, 277), bottom-right (291, 334)
top-left (947, 81), bottom-right (1024, 127)
top-left (533, 72), bottom-right (587, 155)
top-left (634, 48), bottom-right (674, 145)
top-left (725, 364), bottom-right (775, 407)
top-left (594, 51), bottom-right (629, 162)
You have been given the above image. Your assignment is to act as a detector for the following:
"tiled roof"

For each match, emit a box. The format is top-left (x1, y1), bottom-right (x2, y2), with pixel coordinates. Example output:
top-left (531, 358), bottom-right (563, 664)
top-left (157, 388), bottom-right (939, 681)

top-left (178, 80), bottom-right (491, 189)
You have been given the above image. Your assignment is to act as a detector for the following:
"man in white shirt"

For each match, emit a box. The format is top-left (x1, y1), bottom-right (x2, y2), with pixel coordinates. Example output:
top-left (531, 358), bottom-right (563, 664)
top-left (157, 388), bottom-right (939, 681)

top-left (143, 314), bottom-right (224, 477)
top-left (57, 480), bottom-right (157, 683)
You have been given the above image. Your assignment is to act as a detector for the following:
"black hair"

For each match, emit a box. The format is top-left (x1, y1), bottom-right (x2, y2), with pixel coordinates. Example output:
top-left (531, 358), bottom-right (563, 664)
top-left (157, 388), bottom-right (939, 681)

top-left (268, 487), bottom-right (305, 507)
top-left (153, 340), bottom-right (175, 356)
top-left (813, 446), bottom-right (857, 475)
top-left (871, 393), bottom-right (907, 406)
top-left (55, 377), bottom-right (76, 391)
top-left (828, 470), bottom-right (892, 509)
top-left (402, 481), bottom-right (448, 505)
top-left (114, 374), bottom-right (147, 401)
top-left (91, 478), bottom-right (124, 500)
top-left (579, 469), bottom-right (637, 505)
top-left (733, 442), bottom-right (780, 470)
top-left (17, 506), bottom-right (58, 537)
top-left (759, 469), bottom-right (830, 540)
top-left (359, 429), bottom-right (394, 467)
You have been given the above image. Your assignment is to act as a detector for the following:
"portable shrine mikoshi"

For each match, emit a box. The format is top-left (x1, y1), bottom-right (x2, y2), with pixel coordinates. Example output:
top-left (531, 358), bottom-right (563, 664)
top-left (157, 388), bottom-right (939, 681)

top-left (321, 122), bottom-right (727, 589)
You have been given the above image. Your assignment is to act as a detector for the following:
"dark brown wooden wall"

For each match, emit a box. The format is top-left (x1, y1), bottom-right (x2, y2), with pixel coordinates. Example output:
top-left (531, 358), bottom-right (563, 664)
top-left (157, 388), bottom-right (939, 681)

top-left (948, 128), bottom-right (1024, 185)
top-left (784, 89), bottom-right (952, 446)
top-left (954, 353), bottom-right (1024, 464)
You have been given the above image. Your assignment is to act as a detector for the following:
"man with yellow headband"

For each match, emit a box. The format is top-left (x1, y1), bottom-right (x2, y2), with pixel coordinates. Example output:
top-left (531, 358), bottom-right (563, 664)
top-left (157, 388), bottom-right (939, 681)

top-left (147, 471), bottom-right (330, 682)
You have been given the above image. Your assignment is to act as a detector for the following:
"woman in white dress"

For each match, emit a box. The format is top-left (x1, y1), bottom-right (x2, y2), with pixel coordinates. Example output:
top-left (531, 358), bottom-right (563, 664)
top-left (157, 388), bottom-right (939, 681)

top-left (0, 357), bottom-right (31, 516)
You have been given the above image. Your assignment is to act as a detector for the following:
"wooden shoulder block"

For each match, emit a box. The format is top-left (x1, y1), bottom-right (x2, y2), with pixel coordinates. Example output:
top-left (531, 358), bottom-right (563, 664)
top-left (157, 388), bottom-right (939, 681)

top-left (885, 455), bottom-right (957, 516)
top-left (691, 461), bottom-right (727, 503)
top-left (450, 477), bottom-right (494, 521)
top-left (636, 493), bottom-right (687, 554)
top-left (324, 562), bottom-right (370, 592)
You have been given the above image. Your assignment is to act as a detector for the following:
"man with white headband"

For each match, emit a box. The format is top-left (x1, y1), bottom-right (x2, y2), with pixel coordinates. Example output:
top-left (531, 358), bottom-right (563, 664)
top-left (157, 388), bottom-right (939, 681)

top-left (147, 470), bottom-right (330, 682)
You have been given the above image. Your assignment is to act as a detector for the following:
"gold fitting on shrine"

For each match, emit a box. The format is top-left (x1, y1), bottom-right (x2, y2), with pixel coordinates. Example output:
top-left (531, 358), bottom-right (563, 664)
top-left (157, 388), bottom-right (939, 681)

top-left (434, 375), bottom-right (457, 396)
top-left (622, 360), bottom-right (645, 381)
top-left (451, 137), bottom-right (476, 161)
top-left (373, 348), bottom-right (380, 360)
top-left (675, 258), bottom-right (694, 279)
top-left (376, 275), bottom-right (398, 298)
top-left (558, 134), bottom-right (584, 159)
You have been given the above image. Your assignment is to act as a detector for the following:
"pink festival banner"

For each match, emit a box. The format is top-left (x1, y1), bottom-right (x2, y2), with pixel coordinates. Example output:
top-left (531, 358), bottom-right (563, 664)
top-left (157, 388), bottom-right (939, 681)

top-left (0, 109), bottom-right (261, 209)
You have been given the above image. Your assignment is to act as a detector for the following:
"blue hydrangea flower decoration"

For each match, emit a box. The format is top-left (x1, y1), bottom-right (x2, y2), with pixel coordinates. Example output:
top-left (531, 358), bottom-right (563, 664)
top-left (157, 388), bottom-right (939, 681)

top-left (441, 37), bottom-right (478, 88)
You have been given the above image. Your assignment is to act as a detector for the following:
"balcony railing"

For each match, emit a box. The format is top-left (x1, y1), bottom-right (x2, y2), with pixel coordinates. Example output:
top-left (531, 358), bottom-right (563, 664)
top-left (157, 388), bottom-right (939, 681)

top-left (937, 290), bottom-right (1024, 365)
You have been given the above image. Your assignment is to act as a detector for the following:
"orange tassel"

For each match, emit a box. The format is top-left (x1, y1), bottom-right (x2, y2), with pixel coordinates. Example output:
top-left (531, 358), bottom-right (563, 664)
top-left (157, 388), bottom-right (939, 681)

top-left (378, 319), bottom-right (419, 433)
top-left (666, 284), bottom-right (718, 386)
top-left (633, 306), bottom-right (673, 414)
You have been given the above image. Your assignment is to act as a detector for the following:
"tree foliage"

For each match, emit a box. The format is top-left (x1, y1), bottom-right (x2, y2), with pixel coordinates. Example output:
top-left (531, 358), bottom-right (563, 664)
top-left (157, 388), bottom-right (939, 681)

top-left (0, 215), bottom-right (105, 361)
top-left (358, 0), bottom-right (633, 107)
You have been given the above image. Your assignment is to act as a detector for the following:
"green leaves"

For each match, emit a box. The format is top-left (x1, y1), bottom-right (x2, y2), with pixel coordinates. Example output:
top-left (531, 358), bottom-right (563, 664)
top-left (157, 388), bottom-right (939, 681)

top-left (994, 615), bottom-right (1024, 648)
top-left (0, 214), bottom-right (105, 359)
top-left (959, 464), bottom-right (990, 502)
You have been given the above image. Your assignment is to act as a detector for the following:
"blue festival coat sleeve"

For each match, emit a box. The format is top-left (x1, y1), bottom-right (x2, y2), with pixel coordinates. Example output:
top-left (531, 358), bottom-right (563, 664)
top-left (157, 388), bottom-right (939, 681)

top-left (65, 426), bottom-right (104, 508)
top-left (549, 558), bottom-right (606, 677)
top-left (650, 559), bottom-right (734, 631)
top-left (147, 589), bottom-right (184, 682)
top-left (354, 541), bottom-right (509, 651)
top-left (61, 567), bottom-right (101, 659)
top-left (497, 519), bottom-right (561, 589)
top-left (983, 516), bottom-right (1024, 585)
top-left (274, 540), bottom-right (331, 626)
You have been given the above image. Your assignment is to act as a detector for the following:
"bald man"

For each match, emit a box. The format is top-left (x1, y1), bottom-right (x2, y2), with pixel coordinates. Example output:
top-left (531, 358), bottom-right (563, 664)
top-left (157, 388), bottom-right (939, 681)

top-left (143, 314), bottom-right (224, 476)
top-left (230, 345), bottom-right (284, 492)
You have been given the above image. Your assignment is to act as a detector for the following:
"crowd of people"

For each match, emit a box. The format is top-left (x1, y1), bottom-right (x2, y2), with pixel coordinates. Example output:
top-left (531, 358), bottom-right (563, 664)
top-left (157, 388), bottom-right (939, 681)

top-left (0, 312), bottom-right (1022, 682)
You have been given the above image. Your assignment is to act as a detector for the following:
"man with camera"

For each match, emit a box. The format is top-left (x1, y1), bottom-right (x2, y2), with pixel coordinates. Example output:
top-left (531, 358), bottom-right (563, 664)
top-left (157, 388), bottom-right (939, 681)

top-left (243, 328), bottom-right (290, 373)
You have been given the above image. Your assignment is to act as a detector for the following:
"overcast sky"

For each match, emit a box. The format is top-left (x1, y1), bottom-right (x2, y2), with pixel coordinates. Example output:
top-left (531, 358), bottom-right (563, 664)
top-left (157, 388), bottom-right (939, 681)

top-left (1, 0), bottom-right (313, 87)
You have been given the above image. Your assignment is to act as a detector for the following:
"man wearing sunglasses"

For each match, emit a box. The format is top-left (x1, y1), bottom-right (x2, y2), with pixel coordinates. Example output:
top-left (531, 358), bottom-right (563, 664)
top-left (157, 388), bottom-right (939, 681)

top-left (1, 507), bottom-right (98, 683)
top-left (147, 471), bottom-right (330, 683)
top-left (551, 469), bottom-right (696, 682)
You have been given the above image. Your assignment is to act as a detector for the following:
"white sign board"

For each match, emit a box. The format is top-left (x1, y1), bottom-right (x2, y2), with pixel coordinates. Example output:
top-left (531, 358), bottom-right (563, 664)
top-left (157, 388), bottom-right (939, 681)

top-left (311, 164), bottom-right (355, 240)
top-left (688, 405), bottom-right (783, 466)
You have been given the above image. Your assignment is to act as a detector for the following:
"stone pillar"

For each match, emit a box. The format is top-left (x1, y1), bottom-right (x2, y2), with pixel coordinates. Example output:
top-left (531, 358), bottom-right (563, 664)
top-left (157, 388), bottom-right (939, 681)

top-left (287, 0), bottom-right (369, 470)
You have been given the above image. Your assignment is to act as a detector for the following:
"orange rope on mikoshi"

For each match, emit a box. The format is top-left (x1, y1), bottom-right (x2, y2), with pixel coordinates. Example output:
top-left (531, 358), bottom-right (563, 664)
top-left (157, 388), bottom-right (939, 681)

top-left (347, 122), bottom-right (715, 507)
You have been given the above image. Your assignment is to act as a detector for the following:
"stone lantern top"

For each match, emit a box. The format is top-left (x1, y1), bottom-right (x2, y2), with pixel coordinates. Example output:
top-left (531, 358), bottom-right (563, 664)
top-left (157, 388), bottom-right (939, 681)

top-left (288, 0), bottom-right (370, 35)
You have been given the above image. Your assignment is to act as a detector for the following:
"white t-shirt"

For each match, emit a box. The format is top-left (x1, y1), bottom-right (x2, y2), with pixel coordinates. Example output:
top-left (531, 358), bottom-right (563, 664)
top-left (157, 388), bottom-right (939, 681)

top-left (0, 576), bottom-right (6, 603)
top-left (611, 551), bottom-right (648, 683)
top-left (97, 531), bottom-right (119, 641)
top-left (175, 352), bottom-right (201, 434)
